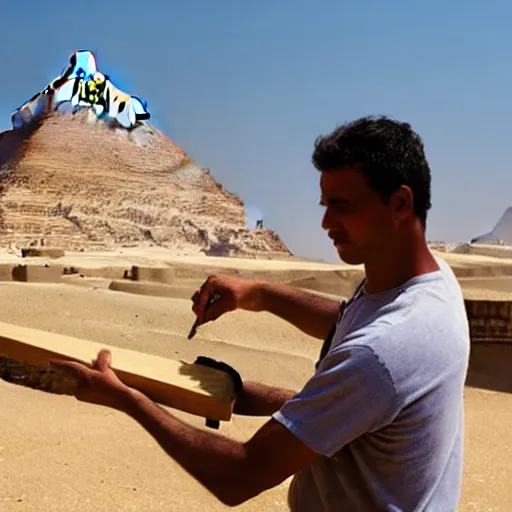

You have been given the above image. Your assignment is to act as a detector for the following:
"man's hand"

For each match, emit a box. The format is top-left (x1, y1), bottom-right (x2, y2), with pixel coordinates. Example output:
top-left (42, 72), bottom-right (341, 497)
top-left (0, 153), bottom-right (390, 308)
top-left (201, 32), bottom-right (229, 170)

top-left (51, 350), bottom-right (132, 412)
top-left (191, 275), bottom-right (264, 324)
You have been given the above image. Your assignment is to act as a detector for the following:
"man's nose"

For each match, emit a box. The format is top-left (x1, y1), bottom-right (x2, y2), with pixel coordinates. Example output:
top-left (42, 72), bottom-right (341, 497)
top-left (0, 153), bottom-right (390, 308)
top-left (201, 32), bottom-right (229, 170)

top-left (321, 207), bottom-right (336, 231)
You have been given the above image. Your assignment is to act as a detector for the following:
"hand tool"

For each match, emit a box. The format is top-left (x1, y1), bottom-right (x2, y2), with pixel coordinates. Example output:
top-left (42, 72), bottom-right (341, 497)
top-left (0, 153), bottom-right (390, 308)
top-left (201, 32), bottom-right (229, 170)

top-left (188, 292), bottom-right (221, 340)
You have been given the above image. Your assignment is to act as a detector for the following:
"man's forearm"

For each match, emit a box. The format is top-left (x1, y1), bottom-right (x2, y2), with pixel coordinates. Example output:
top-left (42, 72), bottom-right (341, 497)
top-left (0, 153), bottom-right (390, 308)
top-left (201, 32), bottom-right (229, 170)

top-left (259, 282), bottom-right (341, 339)
top-left (234, 381), bottom-right (295, 416)
top-left (120, 388), bottom-right (249, 506)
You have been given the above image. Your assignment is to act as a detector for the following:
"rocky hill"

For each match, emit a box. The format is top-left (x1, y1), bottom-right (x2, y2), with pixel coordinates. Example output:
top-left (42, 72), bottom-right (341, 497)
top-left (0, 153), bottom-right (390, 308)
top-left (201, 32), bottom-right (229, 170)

top-left (0, 52), bottom-right (290, 258)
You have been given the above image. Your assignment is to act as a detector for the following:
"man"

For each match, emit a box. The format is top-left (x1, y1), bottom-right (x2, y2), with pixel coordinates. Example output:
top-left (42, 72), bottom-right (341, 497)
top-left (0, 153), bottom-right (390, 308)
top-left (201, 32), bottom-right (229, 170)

top-left (54, 116), bottom-right (470, 510)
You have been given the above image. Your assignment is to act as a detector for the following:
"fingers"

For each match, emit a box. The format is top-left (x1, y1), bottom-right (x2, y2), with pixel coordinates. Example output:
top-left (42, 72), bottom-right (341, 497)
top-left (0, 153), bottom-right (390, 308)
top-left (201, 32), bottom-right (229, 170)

top-left (50, 359), bottom-right (86, 379)
top-left (201, 299), bottom-right (222, 323)
top-left (51, 349), bottom-right (112, 377)
top-left (94, 350), bottom-right (112, 372)
top-left (50, 359), bottom-right (81, 372)
top-left (49, 351), bottom-right (125, 408)
top-left (190, 275), bottom-right (244, 328)
top-left (192, 276), bottom-right (220, 323)
top-left (202, 295), bottom-right (233, 323)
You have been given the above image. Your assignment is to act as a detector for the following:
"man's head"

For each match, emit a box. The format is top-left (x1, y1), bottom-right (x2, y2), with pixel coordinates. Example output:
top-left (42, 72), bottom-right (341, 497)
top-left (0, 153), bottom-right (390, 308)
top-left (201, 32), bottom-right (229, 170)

top-left (313, 116), bottom-right (432, 264)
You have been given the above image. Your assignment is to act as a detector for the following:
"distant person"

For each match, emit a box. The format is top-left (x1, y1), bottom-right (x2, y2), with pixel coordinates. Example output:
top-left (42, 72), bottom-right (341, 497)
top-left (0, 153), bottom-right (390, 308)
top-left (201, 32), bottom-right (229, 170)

top-left (54, 116), bottom-right (470, 511)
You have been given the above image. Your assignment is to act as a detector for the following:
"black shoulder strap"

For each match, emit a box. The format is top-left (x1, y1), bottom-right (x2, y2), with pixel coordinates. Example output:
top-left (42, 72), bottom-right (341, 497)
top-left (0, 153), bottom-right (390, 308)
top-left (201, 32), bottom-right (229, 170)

top-left (317, 277), bottom-right (365, 363)
top-left (318, 299), bottom-right (347, 362)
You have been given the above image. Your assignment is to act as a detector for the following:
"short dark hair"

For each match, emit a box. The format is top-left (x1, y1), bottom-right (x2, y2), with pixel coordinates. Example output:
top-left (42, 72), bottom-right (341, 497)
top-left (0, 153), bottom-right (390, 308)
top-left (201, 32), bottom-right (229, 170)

top-left (312, 116), bottom-right (432, 227)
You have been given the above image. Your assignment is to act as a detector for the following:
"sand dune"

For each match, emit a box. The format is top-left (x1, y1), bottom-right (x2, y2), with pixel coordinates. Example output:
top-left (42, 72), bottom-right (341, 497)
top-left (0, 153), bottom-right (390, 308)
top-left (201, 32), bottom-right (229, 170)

top-left (461, 387), bottom-right (512, 512)
top-left (0, 250), bottom-right (511, 510)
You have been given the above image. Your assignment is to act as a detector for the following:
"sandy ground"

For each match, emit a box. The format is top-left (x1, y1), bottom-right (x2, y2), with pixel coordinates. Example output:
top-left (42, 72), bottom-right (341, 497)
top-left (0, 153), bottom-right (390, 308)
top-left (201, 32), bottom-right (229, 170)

top-left (0, 249), bottom-right (511, 511)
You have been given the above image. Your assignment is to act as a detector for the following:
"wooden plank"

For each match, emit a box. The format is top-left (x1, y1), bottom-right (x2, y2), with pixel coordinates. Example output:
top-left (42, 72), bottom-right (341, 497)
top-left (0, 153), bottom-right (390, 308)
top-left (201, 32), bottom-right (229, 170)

top-left (0, 321), bottom-right (235, 421)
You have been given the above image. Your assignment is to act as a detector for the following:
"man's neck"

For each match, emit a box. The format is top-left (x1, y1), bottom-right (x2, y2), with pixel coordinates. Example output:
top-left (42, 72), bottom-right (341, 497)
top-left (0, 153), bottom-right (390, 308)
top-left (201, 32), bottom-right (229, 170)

top-left (363, 234), bottom-right (439, 295)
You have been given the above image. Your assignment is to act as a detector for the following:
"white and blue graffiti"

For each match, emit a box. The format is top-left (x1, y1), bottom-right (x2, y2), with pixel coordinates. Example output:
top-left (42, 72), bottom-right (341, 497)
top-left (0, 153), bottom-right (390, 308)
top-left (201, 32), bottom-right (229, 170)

top-left (12, 50), bottom-right (150, 130)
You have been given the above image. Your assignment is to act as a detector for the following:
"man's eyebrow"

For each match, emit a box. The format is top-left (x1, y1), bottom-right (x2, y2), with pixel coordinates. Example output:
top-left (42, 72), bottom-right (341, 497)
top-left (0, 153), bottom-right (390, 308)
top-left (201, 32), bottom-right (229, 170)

top-left (319, 197), bottom-right (350, 205)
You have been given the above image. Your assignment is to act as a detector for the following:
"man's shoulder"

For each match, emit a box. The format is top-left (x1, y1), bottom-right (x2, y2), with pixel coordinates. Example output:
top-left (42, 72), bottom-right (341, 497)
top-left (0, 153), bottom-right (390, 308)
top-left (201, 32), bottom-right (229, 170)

top-left (334, 264), bottom-right (470, 389)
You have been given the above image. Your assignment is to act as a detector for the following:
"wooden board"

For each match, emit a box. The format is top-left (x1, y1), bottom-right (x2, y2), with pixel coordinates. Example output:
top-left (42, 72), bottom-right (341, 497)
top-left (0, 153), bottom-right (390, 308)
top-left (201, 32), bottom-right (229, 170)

top-left (0, 321), bottom-right (236, 421)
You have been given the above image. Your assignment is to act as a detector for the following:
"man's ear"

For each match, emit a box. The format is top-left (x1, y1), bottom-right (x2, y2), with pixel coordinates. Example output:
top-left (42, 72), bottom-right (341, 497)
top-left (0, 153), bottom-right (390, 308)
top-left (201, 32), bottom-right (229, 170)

top-left (390, 185), bottom-right (414, 225)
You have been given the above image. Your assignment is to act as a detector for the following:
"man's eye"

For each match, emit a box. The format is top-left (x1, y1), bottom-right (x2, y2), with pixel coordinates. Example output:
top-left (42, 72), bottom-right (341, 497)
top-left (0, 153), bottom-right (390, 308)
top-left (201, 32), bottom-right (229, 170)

top-left (333, 203), bottom-right (349, 210)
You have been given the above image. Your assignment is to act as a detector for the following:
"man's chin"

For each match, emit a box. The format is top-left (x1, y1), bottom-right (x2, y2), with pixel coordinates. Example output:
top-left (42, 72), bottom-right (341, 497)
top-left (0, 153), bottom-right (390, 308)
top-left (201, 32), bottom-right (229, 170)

top-left (336, 246), bottom-right (363, 265)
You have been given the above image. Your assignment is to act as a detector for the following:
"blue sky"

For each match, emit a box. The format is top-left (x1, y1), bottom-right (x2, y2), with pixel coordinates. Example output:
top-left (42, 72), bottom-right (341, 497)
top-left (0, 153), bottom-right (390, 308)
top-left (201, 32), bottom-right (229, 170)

top-left (1, 0), bottom-right (512, 262)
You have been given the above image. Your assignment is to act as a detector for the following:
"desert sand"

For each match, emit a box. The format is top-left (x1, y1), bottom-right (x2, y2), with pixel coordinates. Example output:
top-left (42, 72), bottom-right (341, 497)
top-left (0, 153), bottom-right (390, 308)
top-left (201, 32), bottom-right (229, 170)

top-left (0, 248), bottom-right (511, 511)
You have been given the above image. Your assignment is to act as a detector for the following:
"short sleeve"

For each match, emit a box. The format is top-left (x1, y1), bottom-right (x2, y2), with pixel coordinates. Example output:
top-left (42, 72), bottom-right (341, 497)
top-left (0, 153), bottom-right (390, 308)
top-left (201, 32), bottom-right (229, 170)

top-left (272, 345), bottom-right (398, 457)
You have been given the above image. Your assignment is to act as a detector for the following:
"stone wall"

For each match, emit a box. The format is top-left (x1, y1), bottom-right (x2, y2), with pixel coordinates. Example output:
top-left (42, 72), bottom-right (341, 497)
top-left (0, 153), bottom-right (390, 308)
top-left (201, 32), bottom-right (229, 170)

top-left (465, 299), bottom-right (512, 343)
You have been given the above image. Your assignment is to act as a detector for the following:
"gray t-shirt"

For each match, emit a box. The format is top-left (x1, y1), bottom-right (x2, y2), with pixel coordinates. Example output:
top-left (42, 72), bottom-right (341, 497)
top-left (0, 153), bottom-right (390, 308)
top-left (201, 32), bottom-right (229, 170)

top-left (273, 257), bottom-right (470, 511)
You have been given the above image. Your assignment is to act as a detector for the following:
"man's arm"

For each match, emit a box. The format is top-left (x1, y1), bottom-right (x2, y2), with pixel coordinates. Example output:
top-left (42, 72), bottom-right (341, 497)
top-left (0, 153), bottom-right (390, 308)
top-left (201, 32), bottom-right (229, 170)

top-left (52, 350), bottom-right (318, 507)
top-left (193, 275), bottom-right (343, 341)
top-left (233, 381), bottom-right (296, 416)
top-left (258, 282), bottom-right (343, 339)
top-left (122, 388), bottom-right (317, 507)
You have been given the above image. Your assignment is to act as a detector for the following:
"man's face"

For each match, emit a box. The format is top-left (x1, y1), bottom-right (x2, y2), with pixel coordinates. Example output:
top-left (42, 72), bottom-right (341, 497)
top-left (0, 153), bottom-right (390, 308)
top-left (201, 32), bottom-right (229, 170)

top-left (320, 168), bottom-right (397, 265)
